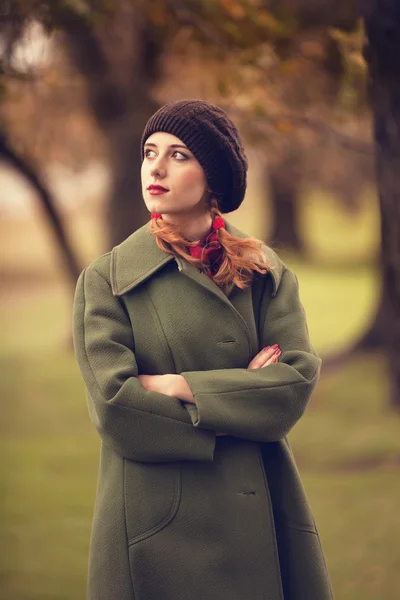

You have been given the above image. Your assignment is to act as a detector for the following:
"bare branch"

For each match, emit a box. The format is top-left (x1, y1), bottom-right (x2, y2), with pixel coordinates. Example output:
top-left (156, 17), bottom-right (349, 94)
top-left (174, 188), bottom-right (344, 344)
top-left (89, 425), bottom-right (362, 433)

top-left (0, 130), bottom-right (82, 284)
top-left (230, 108), bottom-right (373, 154)
top-left (169, 1), bottom-right (226, 47)
top-left (273, 113), bottom-right (373, 154)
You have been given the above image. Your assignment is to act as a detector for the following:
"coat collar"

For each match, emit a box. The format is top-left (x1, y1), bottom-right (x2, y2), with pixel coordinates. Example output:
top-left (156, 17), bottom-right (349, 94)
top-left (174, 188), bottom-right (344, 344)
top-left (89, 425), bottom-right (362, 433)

top-left (110, 219), bottom-right (283, 297)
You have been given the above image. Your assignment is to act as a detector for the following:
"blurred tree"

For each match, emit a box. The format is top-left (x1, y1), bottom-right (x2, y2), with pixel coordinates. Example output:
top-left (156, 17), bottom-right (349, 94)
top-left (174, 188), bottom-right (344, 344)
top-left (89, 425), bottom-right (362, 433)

top-left (0, 0), bottom-right (282, 245)
top-left (361, 0), bottom-right (400, 409)
top-left (267, 148), bottom-right (303, 251)
top-left (158, 2), bottom-right (371, 253)
top-left (0, 129), bottom-right (82, 284)
top-left (2, 0), bottom-right (371, 250)
top-left (0, 0), bottom-right (161, 246)
top-left (257, 1), bottom-right (364, 252)
top-left (56, 1), bottom-right (162, 247)
top-left (0, 7), bottom-right (85, 287)
top-left (323, 0), bottom-right (400, 410)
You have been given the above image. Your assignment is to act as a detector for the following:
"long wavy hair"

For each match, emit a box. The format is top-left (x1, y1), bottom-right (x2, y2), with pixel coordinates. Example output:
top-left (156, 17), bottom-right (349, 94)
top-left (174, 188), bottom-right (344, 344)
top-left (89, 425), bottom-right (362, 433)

top-left (149, 198), bottom-right (273, 289)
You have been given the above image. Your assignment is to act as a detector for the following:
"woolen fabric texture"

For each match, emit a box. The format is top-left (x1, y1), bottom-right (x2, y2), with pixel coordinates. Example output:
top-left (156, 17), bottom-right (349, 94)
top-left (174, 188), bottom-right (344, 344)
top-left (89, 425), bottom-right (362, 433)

top-left (141, 99), bottom-right (248, 214)
top-left (72, 218), bottom-right (334, 600)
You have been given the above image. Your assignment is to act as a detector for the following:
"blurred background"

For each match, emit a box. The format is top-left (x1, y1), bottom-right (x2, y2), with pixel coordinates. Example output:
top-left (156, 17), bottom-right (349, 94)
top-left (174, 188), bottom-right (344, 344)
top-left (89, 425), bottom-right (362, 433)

top-left (1, 1), bottom-right (399, 599)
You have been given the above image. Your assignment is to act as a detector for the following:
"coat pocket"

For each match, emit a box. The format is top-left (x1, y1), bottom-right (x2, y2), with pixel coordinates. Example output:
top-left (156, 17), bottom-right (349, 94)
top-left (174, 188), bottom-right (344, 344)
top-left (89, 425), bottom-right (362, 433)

top-left (124, 459), bottom-right (181, 545)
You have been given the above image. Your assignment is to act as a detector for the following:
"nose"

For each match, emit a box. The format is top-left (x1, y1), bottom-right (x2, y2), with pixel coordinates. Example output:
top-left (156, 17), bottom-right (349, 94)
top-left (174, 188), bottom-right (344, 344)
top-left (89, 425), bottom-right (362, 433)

top-left (149, 155), bottom-right (167, 179)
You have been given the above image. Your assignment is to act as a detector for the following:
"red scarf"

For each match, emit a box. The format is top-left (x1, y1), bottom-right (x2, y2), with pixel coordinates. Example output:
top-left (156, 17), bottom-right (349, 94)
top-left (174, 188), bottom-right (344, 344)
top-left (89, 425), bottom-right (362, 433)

top-left (151, 214), bottom-right (225, 279)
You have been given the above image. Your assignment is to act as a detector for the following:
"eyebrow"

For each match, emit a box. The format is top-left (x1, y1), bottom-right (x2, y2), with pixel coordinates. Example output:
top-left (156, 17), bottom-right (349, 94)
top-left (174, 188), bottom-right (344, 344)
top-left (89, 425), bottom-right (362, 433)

top-left (144, 143), bottom-right (190, 151)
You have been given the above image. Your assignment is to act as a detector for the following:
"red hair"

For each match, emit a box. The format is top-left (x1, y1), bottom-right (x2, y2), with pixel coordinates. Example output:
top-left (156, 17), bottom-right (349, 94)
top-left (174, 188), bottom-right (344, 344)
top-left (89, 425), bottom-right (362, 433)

top-left (149, 199), bottom-right (273, 289)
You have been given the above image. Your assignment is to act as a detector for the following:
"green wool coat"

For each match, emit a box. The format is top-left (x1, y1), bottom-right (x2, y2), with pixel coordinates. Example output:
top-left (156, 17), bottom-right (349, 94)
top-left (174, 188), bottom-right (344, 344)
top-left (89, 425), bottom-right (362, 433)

top-left (72, 219), bottom-right (334, 600)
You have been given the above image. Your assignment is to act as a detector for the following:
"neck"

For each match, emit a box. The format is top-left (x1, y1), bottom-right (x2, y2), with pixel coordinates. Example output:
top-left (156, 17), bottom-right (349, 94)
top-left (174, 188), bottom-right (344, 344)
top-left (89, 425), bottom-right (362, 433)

top-left (161, 211), bottom-right (213, 242)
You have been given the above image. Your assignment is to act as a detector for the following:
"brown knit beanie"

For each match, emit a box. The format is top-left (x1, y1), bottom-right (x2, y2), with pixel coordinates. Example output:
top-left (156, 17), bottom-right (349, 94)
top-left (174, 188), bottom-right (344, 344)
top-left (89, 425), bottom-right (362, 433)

top-left (140, 99), bottom-right (248, 214)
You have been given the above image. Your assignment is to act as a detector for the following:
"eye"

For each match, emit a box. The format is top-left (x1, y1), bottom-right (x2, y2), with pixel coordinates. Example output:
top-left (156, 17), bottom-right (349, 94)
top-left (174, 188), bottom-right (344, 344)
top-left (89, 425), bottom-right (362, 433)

top-left (173, 151), bottom-right (189, 161)
top-left (144, 148), bottom-right (156, 158)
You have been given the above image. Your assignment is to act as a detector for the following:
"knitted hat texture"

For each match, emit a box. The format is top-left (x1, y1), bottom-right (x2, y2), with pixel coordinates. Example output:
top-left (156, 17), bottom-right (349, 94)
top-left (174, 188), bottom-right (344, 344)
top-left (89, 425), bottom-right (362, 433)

top-left (140, 99), bottom-right (248, 213)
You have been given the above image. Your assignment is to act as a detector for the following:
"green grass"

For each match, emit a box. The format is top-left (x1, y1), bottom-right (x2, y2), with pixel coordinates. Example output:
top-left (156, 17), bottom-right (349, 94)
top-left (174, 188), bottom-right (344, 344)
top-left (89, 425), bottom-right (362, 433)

top-left (290, 353), bottom-right (399, 469)
top-left (304, 470), bottom-right (400, 600)
top-left (284, 257), bottom-right (379, 354)
top-left (1, 341), bottom-right (99, 599)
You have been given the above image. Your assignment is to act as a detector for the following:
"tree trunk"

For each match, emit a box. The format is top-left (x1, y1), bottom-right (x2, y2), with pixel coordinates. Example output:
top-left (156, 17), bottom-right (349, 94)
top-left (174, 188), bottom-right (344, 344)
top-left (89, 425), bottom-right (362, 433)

top-left (363, 0), bottom-right (400, 409)
top-left (107, 103), bottom-right (160, 247)
top-left (267, 151), bottom-right (304, 252)
top-left (107, 135), bottom-right (150, 247)
top-left (355, 294), bottom-right (386, 350)
top-left (60, 2), bottom-right (162, 249)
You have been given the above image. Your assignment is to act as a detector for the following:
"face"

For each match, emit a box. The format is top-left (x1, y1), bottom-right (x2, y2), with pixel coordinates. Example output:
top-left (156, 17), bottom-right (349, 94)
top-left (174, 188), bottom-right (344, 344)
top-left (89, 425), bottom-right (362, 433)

top-left (141, 132), bottom-right (211, 218)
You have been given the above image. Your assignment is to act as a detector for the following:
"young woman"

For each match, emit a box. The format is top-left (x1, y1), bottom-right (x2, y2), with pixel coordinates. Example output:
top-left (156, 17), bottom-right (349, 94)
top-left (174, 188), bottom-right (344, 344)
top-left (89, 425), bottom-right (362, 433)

top-left (73, 99), bottom-right (334, 600)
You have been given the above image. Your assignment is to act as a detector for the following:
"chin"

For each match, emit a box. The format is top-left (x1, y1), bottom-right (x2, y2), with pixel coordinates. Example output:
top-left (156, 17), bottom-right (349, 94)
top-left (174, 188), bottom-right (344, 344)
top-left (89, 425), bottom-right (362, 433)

top-left (145, 199), bottom-right (161, 212)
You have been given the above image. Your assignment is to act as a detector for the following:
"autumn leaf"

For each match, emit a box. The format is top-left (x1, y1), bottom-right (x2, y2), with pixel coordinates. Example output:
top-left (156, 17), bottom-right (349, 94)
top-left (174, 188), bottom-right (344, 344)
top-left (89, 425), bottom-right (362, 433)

top-left (219, 0), bottom-right (246, 21)
top-left (273, 119), bottom-right (293, 133)
top-left (148, 3), bottom-right (168, 27)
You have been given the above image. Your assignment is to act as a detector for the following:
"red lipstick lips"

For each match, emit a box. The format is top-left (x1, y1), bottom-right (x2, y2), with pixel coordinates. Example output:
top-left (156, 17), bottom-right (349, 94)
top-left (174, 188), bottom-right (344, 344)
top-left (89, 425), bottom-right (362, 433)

top-left (147, 184), bottom-right (169, 195)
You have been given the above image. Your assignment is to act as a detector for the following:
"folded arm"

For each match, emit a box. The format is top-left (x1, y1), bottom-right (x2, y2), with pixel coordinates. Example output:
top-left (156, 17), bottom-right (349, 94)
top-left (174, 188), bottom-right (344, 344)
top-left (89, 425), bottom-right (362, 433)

top-left (180, 267), bottom-right (321, 442)
top-left (72, 266), bottom-right (216, 463)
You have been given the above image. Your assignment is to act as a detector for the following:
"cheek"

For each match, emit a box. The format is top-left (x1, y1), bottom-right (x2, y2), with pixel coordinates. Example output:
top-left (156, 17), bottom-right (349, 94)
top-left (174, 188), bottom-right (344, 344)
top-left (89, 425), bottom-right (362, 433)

top-left (140, 163), bottom-right (150, 191)
top-left (177, 166), bottom-right (206, 190)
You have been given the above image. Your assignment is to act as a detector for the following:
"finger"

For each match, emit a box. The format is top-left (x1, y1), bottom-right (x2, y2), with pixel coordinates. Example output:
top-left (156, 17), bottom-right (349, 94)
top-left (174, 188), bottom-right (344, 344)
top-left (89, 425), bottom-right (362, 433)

top-left (248, 345), bottom-right (280, 369)
top-left (261, 351), bottom-right (281, 368)
top-left (248, 351), bottom-right (268, 369)
top-left (248, 346), bottom-right (275, 368)
top-left (248, 349), bottom-right (275, 369)
top-left (258, 349), bottom-right (281, 368)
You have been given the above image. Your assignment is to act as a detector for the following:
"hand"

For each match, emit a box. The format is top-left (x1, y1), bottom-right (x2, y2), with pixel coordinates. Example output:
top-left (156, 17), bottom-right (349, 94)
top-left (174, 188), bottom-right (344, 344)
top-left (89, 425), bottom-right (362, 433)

top-left (215, 346), bottom-right (281, 437)
top-left (138, 374), bottom-right (195, 403)
top-left (247, 344), bottom-right (281, 370)
top-left (138, 374), bottom-right (177, 396)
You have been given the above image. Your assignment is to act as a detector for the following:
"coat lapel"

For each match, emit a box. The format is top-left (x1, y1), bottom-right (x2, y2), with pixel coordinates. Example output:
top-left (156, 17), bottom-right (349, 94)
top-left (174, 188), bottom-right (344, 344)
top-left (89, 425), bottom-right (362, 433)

top-left (110, 223), bottom-right (174, 296)
top-left (110, 219), bottom-right (283, 360)
top-left (110, 219), bottom-right (282, 302)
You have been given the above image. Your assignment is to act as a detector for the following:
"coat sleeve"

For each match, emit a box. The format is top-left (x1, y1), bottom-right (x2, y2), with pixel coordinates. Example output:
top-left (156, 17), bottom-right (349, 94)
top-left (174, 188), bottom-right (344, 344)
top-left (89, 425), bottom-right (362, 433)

top-left (72, 265), bottom-right (216, 463)
top-left (180, 267), bottom-right (321, 442)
